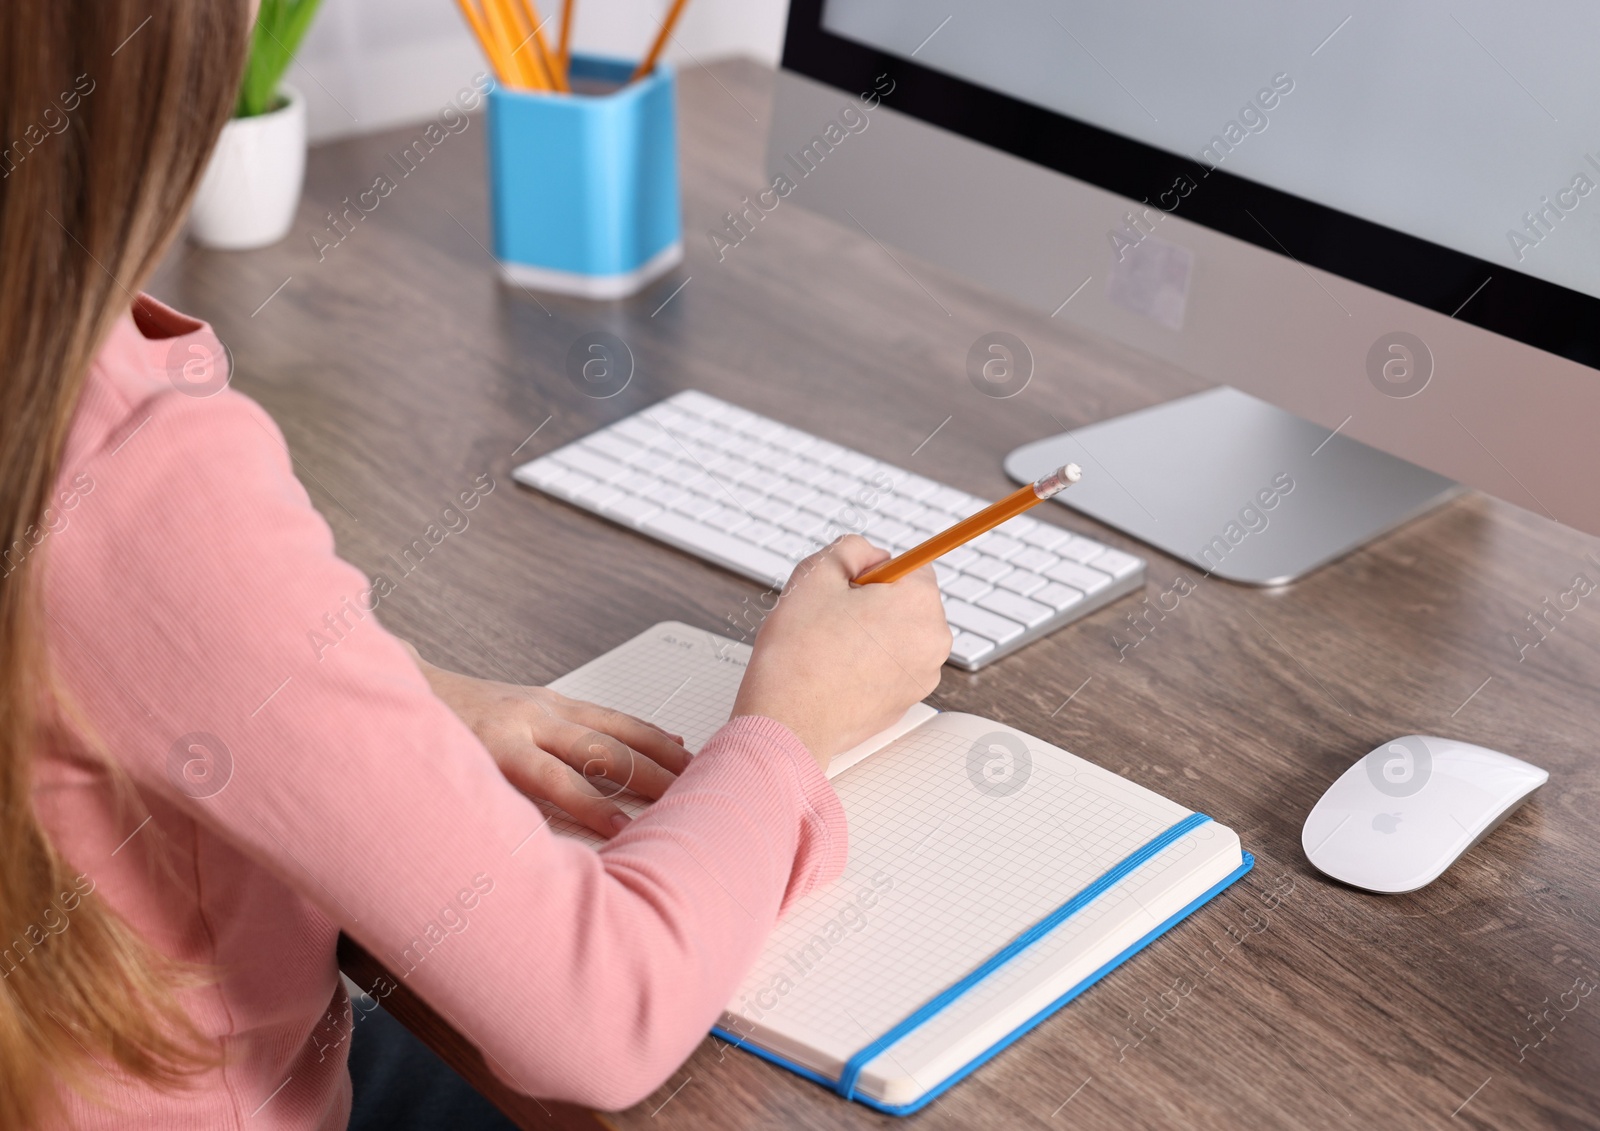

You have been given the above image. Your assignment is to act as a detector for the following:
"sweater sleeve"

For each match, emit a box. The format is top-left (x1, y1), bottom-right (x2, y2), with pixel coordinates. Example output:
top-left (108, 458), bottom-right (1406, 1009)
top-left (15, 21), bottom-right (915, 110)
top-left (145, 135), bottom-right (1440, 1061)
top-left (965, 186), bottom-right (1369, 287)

top-left (44, 386), bottom-right (849, 1110)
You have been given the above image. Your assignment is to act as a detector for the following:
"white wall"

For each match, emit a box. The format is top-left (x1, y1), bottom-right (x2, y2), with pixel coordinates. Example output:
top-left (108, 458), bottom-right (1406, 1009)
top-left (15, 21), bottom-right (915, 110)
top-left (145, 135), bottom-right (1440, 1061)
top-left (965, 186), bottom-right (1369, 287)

top-left (294, 0), bottom-right (790, 141)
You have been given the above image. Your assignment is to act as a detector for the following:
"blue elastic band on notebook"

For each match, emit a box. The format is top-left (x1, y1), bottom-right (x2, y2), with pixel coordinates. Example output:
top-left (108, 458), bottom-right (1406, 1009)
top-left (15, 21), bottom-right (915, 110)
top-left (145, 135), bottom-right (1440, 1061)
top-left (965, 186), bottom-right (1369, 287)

top-left (834, 810), bottom-right (1213, 1101)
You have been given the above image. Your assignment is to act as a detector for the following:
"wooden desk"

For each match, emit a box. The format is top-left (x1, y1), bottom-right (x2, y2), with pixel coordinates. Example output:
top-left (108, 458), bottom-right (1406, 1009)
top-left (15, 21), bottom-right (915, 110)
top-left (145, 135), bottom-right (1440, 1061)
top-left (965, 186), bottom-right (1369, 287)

top-left (150, 58), bottom-right (1600, 1131)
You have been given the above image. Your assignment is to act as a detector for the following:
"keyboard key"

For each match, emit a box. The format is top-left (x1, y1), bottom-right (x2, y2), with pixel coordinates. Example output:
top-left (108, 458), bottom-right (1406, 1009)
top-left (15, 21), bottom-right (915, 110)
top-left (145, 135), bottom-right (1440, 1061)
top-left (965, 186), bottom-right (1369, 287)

top-left (835, 451), bottom-right (874, 475)
top-left (925, 487), bottom-right (969, 514)
top-left (1033, 582), bottom-right (1085, 612)
top-left (553, 470), bottom-right (600, 497)
top-left (932, 563), bottom-right (956, 587)
top-left (597, 494), bottom-right (661, 526)
top-left (610, 417), bottom-right (657, 443)
top-left (568, 478), bottom-right (622, 508)
top-left (553, 446), bottom-right (629, 484)
top-left (717, 426), bottom-right (761, 451)
top-left (1091, 547), bottom-right (1143, 579)
top-left (512, 459), bottom-right (571, 492)
top-left (777, 509), bottom-right (819, 535)
top-left (997, 515), bottom-right (1040, 540)
top-left (658, 419), bottom-right (708, 449)
top-left (943, 599), bottom-right (1026, 644)
top-left (583, 431), bottom-right (641, 463)
top-left (879, 495), bottom-right (923, 521)
top-left (844, 511), bottom-right (883, 537)
top-left (940, 546), bottom-right (978, 570)
top-left (873, 518), bottom-right (915, 546)
top-left (1057, 536), bottom-right (1109, 564)
top-left (864, 461), bottom-right (902, 490)
top-left (818, 472), bottom-right (859, 498)
top-left (707, 400), bottom-right (756, 426)
top-left (739, 470), bottom-right (784, 495)
top-left (717, 459), bottom-right (761, 487)
top-left (672, 493), bottom-right (721, 520)
top-left (897, 474), bottom-right (941, 501)
top-left (633, 427), bottom-right (679, 455)
top-left (1010, 547), bottom-right (1059, 574)
top-left (788, 459), bottom-right (832, 486)
top-left (974, 532), bottom-right (1025, 561)
top-left (799, 492), bottom-right (840, 517)
top-left (767, 532), bottom-right (814, 561)
top-left (660, 458), bottom-right (702, 486)
top-left (739, 496), bottom-right (786, 523)
top-left (743, 445), bottom-right (792, 472)
top-left (703, 506), bottom-right (751, 533)
top-left (963, 555), bottom-right (1013, 584)
top-left (996, 570), bottom-right (1047, 597)
top-left (978, 589), bottom-right (1053, 628)
top-left (699, 452), bottom-right (740, 476)
top-left (770, 480), bottom-right (815, 506)
top-left (688, 419), bottom-right (732, 444)
top-left (949, 632), bottom-right (996, 665)
top-left (640, 510), bottom-right (793, 587)
top-left (771, 427), bottom-right (816, 454)
top-left (1019, 523), bottom-right (1072, 551)
top-left (746, 417), bottom-right (786, 440)
top-left (742, 519), bottom-right (782, 546)
top-left (1045, 559), bottom-right (1113, 594)
top-left (943, 574), bottom-right (993, 603)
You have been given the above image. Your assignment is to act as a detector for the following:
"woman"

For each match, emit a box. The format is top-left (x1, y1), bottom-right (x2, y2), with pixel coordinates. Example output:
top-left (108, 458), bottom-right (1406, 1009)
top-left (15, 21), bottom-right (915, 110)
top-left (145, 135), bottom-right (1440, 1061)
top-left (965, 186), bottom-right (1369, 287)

top-left (0, 4), bottom-right (950, 1128)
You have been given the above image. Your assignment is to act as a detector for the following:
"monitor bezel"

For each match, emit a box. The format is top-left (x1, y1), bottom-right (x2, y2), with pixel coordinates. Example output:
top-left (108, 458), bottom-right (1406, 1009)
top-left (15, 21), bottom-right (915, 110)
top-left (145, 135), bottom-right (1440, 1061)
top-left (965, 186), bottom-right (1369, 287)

top-left (781, 0), bottom-right (1600, 371)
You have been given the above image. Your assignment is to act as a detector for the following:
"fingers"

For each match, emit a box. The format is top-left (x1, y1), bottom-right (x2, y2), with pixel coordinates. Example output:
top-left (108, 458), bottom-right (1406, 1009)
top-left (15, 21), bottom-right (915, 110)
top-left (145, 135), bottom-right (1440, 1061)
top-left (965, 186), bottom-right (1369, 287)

top-left (799, 534), bottom-right (890, 584)
top-left (540, 718), bottom-right (680, 800)
top-left (498, 752), bottom-right (635, 839)
top-left (562, 700), bottom-right (693, 774)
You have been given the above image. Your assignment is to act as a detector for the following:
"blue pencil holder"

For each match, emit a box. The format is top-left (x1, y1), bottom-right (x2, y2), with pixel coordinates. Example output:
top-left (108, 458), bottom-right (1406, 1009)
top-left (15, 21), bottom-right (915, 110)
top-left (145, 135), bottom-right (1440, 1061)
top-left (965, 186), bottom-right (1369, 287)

top-left (486, 56), bottom-right (683, 299)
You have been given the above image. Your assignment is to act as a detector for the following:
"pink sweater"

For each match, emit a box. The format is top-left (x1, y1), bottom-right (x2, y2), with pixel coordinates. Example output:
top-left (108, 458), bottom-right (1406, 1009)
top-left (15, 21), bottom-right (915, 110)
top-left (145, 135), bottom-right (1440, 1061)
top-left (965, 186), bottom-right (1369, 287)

top-left (30, 296), bottom-right (848, 1129)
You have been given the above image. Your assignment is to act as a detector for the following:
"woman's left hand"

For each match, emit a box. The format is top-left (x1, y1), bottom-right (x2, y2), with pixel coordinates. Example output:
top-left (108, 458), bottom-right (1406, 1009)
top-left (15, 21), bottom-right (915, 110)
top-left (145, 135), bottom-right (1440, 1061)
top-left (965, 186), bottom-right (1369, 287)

top-left (403, 643), bottom-right (690, 838)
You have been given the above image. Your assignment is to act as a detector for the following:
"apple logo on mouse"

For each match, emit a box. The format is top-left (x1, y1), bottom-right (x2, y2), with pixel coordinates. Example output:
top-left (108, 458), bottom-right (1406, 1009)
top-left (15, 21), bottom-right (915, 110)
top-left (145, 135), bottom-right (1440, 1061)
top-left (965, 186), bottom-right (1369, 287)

top-left (1371, 812), bottom-right (1402, 834)
top-left (1302, 734), bottom-right (1550, 894)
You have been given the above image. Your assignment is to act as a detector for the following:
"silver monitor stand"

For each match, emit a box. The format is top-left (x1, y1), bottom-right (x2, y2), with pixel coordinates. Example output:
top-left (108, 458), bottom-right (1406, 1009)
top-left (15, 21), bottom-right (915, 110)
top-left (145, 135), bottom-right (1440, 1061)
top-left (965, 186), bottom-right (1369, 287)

top-left (1004, 387), bottom-right (1462, 586)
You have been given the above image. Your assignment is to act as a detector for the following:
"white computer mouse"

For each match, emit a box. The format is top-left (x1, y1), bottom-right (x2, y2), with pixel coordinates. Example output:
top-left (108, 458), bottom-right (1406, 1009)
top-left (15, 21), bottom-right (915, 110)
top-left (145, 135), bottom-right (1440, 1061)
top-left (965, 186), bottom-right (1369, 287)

top-left (1302, 735), bottom-right (1548, 893)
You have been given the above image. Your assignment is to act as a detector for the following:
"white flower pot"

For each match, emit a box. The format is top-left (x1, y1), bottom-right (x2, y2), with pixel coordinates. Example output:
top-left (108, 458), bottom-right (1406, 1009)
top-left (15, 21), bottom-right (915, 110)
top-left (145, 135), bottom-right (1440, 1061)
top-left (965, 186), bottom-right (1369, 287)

top-left (188, 84), bottom-right (306, 250)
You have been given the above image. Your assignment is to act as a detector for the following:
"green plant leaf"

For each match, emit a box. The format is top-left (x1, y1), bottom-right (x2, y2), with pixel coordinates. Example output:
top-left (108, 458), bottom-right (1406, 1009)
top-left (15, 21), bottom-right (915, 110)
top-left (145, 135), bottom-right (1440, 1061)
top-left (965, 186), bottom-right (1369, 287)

top-left (236, 0), bottom-right (326, 118)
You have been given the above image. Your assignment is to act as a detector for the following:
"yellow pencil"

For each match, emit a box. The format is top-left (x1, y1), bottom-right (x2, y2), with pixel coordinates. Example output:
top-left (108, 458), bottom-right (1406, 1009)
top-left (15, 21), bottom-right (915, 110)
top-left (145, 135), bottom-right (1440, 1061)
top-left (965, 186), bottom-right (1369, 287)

top-left (630, 0), bottom-right (691, 82)
top-left (486, 0), bottom-right (541, 88)
top-left (515, 0), bottom-right (568, 92)
top-left (455, 0), bottom-right (516, 86)
top-left (496, 0), bottom-right (553, 89)
top-left (854, 464), bottom-right (1082, 585)
top-left (557, 0), bottom-right (575, 83)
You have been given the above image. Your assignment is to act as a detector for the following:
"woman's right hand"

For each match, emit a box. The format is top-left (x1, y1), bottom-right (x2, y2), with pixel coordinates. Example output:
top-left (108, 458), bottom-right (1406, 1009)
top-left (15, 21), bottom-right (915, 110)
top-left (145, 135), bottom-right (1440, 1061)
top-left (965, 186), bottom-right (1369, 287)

top-left (731, 535), bottom-right (951, 769)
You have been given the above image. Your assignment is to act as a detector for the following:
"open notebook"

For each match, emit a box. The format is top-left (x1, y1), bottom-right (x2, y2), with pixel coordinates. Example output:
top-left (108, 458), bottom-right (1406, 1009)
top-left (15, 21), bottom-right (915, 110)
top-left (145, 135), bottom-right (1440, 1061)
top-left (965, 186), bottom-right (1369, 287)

top-left (547, 623), bottom-right (1252, 1114)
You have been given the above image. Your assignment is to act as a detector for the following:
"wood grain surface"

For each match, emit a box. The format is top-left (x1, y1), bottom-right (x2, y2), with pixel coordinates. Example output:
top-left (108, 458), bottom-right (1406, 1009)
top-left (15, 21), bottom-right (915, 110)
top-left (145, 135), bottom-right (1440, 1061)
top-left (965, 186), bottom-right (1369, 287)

top-left (149, 58), bottom-right (1600, 1131)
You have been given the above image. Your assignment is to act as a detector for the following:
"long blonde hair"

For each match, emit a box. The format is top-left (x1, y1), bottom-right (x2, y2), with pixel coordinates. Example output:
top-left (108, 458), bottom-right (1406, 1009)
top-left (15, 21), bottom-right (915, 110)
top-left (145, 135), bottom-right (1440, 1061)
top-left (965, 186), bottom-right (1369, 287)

top-left (0, 2), bottom-right (251, 1124)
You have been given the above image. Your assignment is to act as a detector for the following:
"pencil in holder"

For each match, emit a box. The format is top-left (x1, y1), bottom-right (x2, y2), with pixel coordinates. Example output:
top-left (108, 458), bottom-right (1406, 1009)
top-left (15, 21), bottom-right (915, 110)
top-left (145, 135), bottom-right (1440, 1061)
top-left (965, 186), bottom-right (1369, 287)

top-left (485, 56), bottom-right (683, 299)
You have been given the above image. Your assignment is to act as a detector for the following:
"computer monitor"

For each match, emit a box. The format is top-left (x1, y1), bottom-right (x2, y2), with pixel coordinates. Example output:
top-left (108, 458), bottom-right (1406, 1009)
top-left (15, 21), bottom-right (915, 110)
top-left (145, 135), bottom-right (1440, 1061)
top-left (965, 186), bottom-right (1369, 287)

top-left (767, 1), bottom-right (1600, 581)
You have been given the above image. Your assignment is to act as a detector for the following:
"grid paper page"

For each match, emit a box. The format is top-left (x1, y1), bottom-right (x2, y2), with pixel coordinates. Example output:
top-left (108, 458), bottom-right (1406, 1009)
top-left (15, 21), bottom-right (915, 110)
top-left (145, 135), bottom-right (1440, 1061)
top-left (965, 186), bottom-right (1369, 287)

top-left (548, 622), bottom-right (749, 751)
top-left (851, 815), bottom-right (1238, 1098)
top-left (717, 712), bottom-right (1237, 1104)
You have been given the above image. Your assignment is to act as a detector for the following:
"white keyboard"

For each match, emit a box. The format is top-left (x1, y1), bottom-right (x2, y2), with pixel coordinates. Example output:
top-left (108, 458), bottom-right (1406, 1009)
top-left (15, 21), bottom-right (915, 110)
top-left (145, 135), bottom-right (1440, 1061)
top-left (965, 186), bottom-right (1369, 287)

top-left (512, 391), bottom-right (1145, 670)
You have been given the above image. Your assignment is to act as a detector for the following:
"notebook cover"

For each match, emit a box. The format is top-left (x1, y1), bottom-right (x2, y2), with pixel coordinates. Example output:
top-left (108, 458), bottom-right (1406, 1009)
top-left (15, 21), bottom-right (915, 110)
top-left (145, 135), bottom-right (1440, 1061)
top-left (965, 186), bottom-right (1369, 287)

top-left (712, 850), bottom-right (1255, 1116)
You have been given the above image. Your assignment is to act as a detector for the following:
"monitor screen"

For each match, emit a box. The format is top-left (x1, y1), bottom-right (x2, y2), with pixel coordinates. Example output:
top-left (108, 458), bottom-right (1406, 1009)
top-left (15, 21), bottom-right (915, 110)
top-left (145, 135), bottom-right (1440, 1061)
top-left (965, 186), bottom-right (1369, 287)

top-left (818, 0), bottom-right (1600, 306)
